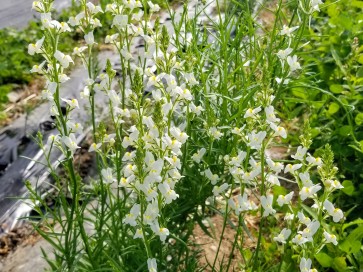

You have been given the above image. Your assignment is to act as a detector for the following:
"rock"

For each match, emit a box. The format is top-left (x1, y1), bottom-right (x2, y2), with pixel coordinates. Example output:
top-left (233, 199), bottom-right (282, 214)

top-left (6, 92), bottom-right (21, 103)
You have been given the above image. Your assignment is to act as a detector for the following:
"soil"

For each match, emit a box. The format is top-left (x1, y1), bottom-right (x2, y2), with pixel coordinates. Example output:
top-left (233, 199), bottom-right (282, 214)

top-left (193, 190), bottom-right (260, 271)
top-left (0, 223), bottom-right (41, 257)
top-left (0, 78), bottom-right (45, 127)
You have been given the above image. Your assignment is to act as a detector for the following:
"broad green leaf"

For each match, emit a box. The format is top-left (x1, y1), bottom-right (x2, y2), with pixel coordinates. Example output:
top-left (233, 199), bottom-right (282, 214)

top-left (343, 218), bottom-right (363, 231)
top-left (358, 54), bottom-right (363, 65)
top-left (340, 239), bottom-right (361, 254)
top-left (332, 257), bottom-right (348, 272)
top-left (340, 225), bottom-right (363, 254)
top-left (316, 252), bottom-right (332, 268)
top-left (311, 128), bottom-right (321, 138)
top-left (292, 88), bottom-right (308, 99)
top-left (272, 186), bottom-right (287, 197)
top-left (357, 67), bottom-right (363, 78)
top-left (355, 113), bottom-right (363, 125)
top-left (342, 180), bottom-right (354, 196)
top-left (329, 84), bottom-right (344, 94)
top-left (339, 125), bottom-right (351, 136)
top-left (352, 0), bottom-right (363, 8)
top-left (328, 102), bottom-right (340, 115)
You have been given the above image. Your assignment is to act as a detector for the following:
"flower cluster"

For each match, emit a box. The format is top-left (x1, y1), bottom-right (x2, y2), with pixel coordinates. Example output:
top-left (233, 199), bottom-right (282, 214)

top-left (28, 0), bottom-right (343, 271)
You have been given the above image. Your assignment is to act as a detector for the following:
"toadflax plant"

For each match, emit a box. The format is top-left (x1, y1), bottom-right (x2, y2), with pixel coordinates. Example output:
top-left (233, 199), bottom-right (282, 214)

top-left (27, 0), bottom-right (347, 271)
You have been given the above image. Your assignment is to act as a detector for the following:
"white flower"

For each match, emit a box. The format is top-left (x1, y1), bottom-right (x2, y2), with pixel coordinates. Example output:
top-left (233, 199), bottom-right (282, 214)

top-left (165, 156), bottom-right (181, 169)
top-left (133, 228), bottom-right (146, 240)
top-left (292, 234), bottom-right (309, 245)
top-left (270, 123), bottom-right (287, 138)
top-left (266, 158), bottom-right (283, 173)
top-left (73, 46), bottom-right (88, 56)
top-left (170, 127), bottom-right (189, 144)
top-left (119, 176), bottom-right (133, 187)
top-left (130, 24), bottom-right (144, 36)
top-left (40, 13), bottom-right (52, 29)
top-left (235, 193), bottom-right (257, 212)
top-left (58, 74), bottom-right (70, 83)
top-left (261, 194), bottom-right (276, 217)
top-left (185, 73), bottom-right (199, 86)
top-left (105, 33), bottom-right (119, 44)
top-left (266, 174), bottom-right (280, 186)
top-left (299, 184), bottom-right (322, 201)
top-left (147, 258), bottom-right (157, 272)
top-left (28, 37), bottom-right (44, 55)
top-left (143, 202), bottom-right (159, 225)
top-left (58, 22), bottom-right (71, 33)
top-left (300, 258), bottom-right (313, 272)
top-left (280, 25), bottom-right (299, 36)
top-left (244, 106), bottom-right (261, 118)
top-left (284, 163), bottom-right (302, 174)
top-left (277, 192), bottom-right (294, 206)
top-left (54, 50), bottom-right (74, 68)
top-left (323, 230), bottom-right (338, 245)
top-left (311, 0), bottom-right (323, 12)
top-left (122, 136), bottom-right (133, 148)
top-left (122, 151), bottom-right (136, 162)
top-left (324, 179), bottom-right (344, 190)
top-left (209, 127), bottom-right (223, 140)
top-left (86, 2), bottom-right (103, 14)
top-left (229, 151), bottom-right (247, 167)
top-left (190, 103), bottom-right (204, 116)
top-left (285, 213), bottom-right (294, 221)
top-left (265, 106), bottom-right (280, 123)
top-left (105, 3), bottom-right (117, 13)
top-left (62, 134), bottom-right (80, 153)
top-left (68, 16), bottom-right (79, 27)
top-left (89, 142), bottom-right (102, 152)
top-left (204, 168), bottom-right (219, 185)
top-left (84, 32), bottom-right (95, 45)
top-left (133, 10), bottom-right (144, 21)
top-left (292, 146), bottom-right (308, 161)
top-left (121, 48), bottom-right (133, 60)
top-left (273, 228), bottom-right (291, 244)
top-left (140, 183), bottom-right (158, 202)
top-left (247, 131), bottom-right (267, 150)
top-left (297, 212), bottom-right (311, 225)
top-left (276, 48), bottom-right (293, 60)
top-left (123, 204), bottom-right (140, 226)
top-left (66, 121), bottom-right (83, 134)
top-left (30, 61), bottom-right (46, 73)
top-left (287, 55), bottom-right (301, 72)
top-left (112, 14), bottom-right (128, 28)
top-left (324, 200), bottom-right (344, 222)
top-left (231, 127), bottom-right (243, 136)
top-left (192, 148), bottom-right (206, 163)
top-left (306, 154), bottom-right (323, 166)
top-left (107, 90), bottom-right (121, 106)
top-left (299, 172), bottom-right (313, 186)
top-left (148, 1), bottom-right (160, 12)
top-left (151, 222), bottom-right (169, 242)
top-left (158, 182), bottom-right (179, 204)
top-left (275, 77), bottom-right (290, 85)
top-left (32, 1), bottom-right (45, 12)
top-left (213, 183), bottom-right (229, 196)
top-left (178, 88), bottom-right (193, 101)
top-left (299, 220), bottom-right (320, 238)
top-left (61, 98), bottom-right (79, 109)
top-left (101, 168), bottom-right (116, 183)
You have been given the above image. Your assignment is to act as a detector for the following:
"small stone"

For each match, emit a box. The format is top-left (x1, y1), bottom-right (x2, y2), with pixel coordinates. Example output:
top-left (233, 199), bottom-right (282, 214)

top-left (7, 92), bottom-right (21, 103)
top-left (210, 245), bottom-right (217, 252)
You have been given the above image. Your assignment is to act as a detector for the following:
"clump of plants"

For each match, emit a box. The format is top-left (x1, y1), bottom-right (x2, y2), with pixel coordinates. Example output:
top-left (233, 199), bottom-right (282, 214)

top-left (25, 0), bottom-right (357, 271)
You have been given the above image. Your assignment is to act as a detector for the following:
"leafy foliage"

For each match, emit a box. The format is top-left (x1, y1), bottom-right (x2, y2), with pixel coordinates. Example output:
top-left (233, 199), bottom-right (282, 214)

top-left (282, 0), bottom-right (363, 221)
